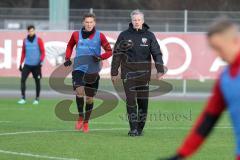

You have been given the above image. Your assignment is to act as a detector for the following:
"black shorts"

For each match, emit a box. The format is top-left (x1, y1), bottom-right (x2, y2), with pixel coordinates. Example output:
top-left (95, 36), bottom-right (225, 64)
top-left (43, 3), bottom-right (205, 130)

top-left (22, 64), bottom-right (42, 80)
top-left (72, 70), bottom-right (100, 97)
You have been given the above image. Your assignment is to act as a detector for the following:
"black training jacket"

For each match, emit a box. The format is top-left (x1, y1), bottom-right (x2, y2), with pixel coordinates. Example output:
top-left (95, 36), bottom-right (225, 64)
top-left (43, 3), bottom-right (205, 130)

top-left (111, 23), bottom-right (164, 80)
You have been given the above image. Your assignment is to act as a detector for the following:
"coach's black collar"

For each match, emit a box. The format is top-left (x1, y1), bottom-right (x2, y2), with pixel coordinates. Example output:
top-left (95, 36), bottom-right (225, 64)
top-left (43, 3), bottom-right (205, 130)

top-left (128, 23), bottom-right (150, 33)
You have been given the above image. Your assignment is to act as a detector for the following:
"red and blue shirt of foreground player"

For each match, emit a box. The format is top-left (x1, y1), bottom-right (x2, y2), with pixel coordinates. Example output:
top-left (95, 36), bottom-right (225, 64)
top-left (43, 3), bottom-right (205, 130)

top-left (177, 52), bottom-right (240, 160)
top-left (65, 30), bottom-right (112, 73)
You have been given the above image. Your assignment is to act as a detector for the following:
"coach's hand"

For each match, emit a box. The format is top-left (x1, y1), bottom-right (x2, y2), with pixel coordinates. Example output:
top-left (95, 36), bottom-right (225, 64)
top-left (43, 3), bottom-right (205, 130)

top-left (19, 65), bottom-right (23, 72)
top-left (111, 76), bottom-right (118, 84)
top-left (156, 72), bottom-right (164, 80)
top-left (92, 55), bottom-right (101, 62)
top-left (119, 40), bottom-right (134, 51)
top-left (64, 59), bottom-right (72, 67)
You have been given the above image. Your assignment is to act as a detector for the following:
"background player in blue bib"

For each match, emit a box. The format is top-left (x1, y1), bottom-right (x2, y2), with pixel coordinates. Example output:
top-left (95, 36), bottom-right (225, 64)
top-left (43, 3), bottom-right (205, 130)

top-left (161, 19), bottom-right (240, 160)
top-left (18, 25), bottom-right (45, 105)
top-left (64, 13), bottom-right (112, 133)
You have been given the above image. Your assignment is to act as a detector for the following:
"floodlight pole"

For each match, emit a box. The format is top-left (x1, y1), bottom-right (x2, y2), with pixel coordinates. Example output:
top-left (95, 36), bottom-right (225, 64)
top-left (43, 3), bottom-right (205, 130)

top-left (183, 9), bottom-right (188, 95)
top-left (184, 9), bottom-right (188, 32)
top-left (49, 0), bottom-right (69, 30)
top-left (90, 8), bottom-right (93, 14)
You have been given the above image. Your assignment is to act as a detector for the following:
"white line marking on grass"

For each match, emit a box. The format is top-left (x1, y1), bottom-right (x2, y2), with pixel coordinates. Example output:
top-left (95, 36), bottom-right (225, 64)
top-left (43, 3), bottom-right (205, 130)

top-left (0, 130), bottom-right (73, 136)
top-left (0, 149), bottom-right (79, 160)
top-left (91, 122), bottom-right (128, 125)
top-left (0, 126), bottom-right (233, 137)
top-left (0, 121), bottom-right (11, 123)
top-left (0, 126), bottom-right (232, 159)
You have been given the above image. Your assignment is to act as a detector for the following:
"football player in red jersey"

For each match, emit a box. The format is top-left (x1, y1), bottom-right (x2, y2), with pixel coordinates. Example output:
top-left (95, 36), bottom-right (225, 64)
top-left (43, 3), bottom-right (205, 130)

top-left (161, 19), bottom-right (240, 160)
top-left (18, 25), bottom-right (45, 105)
top-left (64, 13), bottom-right (112, 133)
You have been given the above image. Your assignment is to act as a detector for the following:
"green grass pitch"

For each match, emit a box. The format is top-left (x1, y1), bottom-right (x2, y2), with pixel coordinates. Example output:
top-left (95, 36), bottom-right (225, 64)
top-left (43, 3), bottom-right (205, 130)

top-left (0, 98), bottom-right (235, 160)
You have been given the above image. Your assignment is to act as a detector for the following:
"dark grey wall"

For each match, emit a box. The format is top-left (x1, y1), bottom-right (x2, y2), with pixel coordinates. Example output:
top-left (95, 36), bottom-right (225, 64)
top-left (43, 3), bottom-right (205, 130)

top-left (69, 0), bottom-right (240, 11)
top-left (0, 0), bottom-right (48, 8)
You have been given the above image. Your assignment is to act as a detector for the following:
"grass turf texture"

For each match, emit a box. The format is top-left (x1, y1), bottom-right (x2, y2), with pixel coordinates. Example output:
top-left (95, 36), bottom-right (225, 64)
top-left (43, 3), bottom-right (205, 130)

top-left (0, 98), bottom-right (234, 160)
top-left (0, 77), bottom-right (215, 93)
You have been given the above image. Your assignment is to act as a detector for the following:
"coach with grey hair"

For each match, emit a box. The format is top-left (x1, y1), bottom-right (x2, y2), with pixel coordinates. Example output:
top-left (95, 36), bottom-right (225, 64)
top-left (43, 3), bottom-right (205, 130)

top-left (111, 9), bottom-right (164, 136)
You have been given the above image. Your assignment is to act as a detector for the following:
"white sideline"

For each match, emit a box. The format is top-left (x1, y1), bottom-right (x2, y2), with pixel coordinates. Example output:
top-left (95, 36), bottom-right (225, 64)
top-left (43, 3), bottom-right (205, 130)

top-left (0, 149), bottom-right (79, 160)
top-left (0, 130), bottom-right (72, 136)
top-left (0, 121), bottom-right (11, 123)
top-left (0, 126), bottom-right (233, 136)
top-left (0, 126), bottom-right (233, 159)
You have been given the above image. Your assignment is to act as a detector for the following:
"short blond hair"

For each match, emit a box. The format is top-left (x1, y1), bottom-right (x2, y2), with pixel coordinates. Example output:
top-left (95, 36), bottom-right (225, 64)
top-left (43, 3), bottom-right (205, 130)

top-left (130, 9), bottom-right (144, 21)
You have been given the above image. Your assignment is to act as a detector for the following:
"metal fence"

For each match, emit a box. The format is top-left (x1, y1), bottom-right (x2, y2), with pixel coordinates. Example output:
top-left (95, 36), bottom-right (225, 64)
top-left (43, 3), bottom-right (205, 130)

top-left (1, 7), bottom-right (230, 96)
top-left (1, 8), bottom-right (240, 32)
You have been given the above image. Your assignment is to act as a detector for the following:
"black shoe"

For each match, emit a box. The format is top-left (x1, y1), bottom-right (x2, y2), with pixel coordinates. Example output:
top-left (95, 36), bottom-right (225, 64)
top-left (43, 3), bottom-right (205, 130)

top-left (128, 129), bottom-right (139, 137)
top-left (137, 130), bottom-right (144, 136)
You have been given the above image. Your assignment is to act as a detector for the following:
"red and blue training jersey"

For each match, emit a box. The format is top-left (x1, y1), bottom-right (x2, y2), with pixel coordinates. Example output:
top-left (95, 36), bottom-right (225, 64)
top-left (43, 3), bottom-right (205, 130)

top-left (65, 30), bottom-right (112, 72)
top-left (20, 36), bottom-right (45, 66)
top-left (73, 30), bottom-right (101, 73)
top-left (178, 52), bottom-right (240, 160)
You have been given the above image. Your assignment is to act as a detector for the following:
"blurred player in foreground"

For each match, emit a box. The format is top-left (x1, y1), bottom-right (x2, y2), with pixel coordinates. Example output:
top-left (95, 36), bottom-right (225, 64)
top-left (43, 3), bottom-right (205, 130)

top-left (161, 18), bottom-right (240, 160)
top-left (64, 13), bottom-right (112, 133)
top-left (18, 25), bottom-right (45, 105)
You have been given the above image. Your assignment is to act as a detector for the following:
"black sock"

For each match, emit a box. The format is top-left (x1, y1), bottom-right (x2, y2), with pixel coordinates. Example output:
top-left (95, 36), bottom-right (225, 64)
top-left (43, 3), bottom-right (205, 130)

top-left (76, 96), bottom-right (84, 118)
top-left (35, 78), bottom-right (40, 100)
top-left (21, 94), bottom-right (25, 100)
top-left (21, 79), bottom-right (26, 100)
top-left (84, 103), bottom-right (93, 123)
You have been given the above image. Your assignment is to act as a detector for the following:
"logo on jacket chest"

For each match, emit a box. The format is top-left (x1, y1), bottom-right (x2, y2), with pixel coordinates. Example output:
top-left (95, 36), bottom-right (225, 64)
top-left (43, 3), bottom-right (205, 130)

top-left (140, 37), bottom-right (148, 47)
